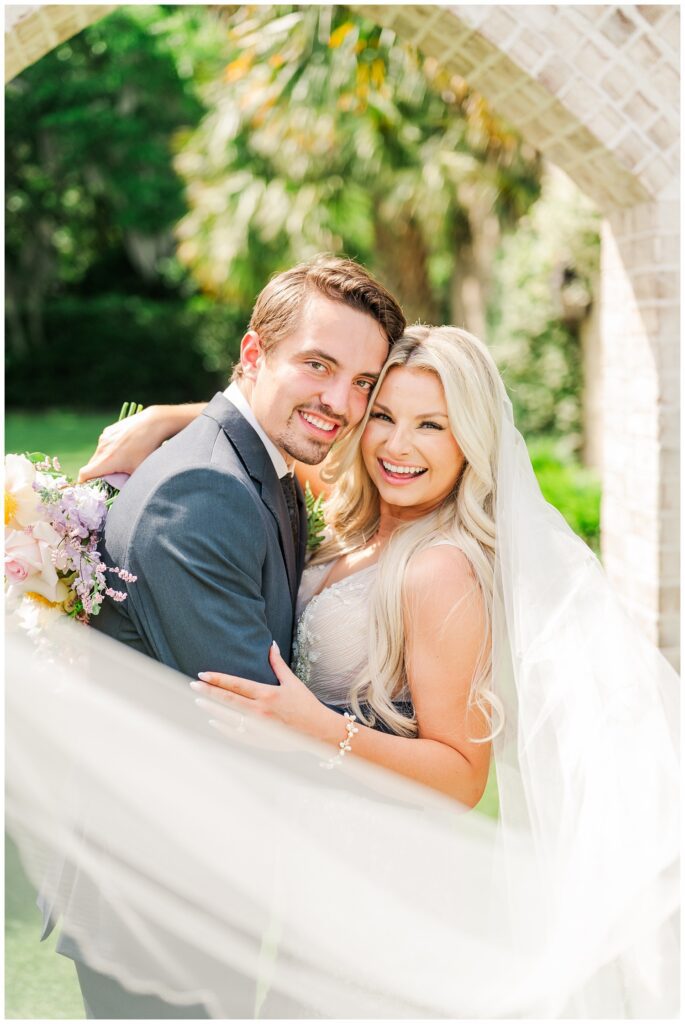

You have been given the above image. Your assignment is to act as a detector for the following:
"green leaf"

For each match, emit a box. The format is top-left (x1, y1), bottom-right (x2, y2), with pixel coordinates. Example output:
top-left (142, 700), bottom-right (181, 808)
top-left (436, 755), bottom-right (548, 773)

top-left (304, 480), bottom-right (327, 553)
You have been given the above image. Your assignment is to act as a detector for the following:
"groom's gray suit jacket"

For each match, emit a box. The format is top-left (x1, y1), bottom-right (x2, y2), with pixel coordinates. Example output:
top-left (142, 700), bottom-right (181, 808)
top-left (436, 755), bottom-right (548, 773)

top-left (45, 392), bottom-right (307, 963)
top-left (93, 391), bottom-right (307, 681)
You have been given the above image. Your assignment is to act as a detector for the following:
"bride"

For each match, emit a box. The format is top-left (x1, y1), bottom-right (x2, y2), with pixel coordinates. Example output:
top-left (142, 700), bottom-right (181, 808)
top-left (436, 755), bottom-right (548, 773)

top-left (7, 325), bottom-right (679, 1018)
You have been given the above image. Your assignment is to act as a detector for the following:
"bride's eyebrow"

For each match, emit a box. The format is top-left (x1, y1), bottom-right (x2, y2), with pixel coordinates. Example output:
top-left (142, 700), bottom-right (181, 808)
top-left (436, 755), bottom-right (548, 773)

top-left (372, 401), bottom-right (448, 419)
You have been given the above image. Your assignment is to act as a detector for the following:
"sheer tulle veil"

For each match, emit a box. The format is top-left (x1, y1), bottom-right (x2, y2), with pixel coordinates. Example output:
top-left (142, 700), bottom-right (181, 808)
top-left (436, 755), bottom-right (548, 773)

top-left (6, 394), bottom-right (679, 1018)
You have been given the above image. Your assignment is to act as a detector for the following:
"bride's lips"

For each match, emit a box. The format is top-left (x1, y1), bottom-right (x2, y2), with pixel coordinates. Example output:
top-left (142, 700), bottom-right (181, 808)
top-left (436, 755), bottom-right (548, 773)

top-left (297, 409), bottom-right (342, 440)
top-left (377, 458), bottom-right (427, 485)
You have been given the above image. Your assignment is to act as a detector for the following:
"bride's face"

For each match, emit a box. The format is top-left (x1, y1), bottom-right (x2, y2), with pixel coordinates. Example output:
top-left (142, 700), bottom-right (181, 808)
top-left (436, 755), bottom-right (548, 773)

top-left (361, 367), bottom-right (464, 514)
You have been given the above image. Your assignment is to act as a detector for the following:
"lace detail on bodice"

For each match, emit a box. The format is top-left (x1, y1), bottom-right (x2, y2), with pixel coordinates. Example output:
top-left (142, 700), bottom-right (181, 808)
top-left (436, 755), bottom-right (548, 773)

top-left (292, 560), bottom-right (381, 706)
top-left (293, 544), bottom-right (460, 708)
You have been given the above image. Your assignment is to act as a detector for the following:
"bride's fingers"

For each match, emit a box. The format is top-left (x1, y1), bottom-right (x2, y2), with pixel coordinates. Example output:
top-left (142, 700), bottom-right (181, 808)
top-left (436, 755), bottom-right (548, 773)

top-left (268, 642), bottom-right (296, 683)
top-left (78, 449), bottom-right (119, 482)
top-left (196, 671), bottom-right (265, 698)
top-left (190, 680), bottom-right (253, 707)
top-left (77, 459), bottom-right (101, 483)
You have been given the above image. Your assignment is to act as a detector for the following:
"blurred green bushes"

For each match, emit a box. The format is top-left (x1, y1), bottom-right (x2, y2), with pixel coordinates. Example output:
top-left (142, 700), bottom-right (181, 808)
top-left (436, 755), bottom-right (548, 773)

top-left (528, 439), bottom-right (601, 551)
top-left (6, 295), bottom-right (241, 406)
top-left (5, 5), bottom-right (240, 408)
top-left (488, 168), bottom-right (599, 449)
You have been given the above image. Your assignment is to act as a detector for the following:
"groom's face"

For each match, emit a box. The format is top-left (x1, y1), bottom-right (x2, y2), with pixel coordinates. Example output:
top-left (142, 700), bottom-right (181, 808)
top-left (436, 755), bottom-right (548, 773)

top-left (242, 293), bottom-right (389, 465)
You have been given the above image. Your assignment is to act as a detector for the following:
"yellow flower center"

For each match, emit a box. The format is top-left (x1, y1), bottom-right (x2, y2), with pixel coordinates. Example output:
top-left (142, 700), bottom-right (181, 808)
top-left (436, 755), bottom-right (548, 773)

top-left (25, 591), bottom-right (61, 608)
top-left (5, 490), bottom-right (18, 526)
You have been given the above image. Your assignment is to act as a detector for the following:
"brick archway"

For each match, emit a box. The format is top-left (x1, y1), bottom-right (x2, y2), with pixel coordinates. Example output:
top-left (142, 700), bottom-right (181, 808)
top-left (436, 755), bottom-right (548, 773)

top-left (5, 4), bottom-right (680, 665)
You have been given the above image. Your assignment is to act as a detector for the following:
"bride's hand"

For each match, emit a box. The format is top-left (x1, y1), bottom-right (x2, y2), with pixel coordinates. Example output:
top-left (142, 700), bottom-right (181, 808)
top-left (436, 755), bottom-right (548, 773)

top-left (190, 643), bottom-right (337, 742)
top-left (78, 404), bottom-right (200, 483)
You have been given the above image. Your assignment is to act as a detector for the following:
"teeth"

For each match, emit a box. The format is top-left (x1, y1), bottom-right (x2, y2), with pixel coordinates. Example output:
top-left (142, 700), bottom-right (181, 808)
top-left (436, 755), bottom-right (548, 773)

top-left (381, 460), bottom-right (426, 476)
top-left (302, 412), bottom-right (335, 432)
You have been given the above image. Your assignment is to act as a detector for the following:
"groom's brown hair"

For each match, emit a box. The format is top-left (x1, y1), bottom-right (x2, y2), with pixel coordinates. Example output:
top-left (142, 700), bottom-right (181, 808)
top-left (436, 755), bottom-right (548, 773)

top-left (231, 255), bottom-right (405, 381)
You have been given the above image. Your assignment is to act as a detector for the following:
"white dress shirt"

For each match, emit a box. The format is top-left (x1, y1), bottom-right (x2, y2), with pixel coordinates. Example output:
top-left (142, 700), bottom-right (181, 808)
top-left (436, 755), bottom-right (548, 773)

top-left (223, 381), bottom-right (292, 479)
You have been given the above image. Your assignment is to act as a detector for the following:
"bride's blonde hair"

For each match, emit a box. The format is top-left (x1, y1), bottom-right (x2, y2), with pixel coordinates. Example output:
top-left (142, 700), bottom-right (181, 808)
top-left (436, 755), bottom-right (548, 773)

top-left (311, 325), bottom-right (506, 739)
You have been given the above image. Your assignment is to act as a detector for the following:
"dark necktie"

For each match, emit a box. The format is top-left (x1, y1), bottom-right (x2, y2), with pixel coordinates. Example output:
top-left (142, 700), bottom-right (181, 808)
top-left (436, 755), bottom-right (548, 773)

top-left (280, 473), bottom-right (300, 554)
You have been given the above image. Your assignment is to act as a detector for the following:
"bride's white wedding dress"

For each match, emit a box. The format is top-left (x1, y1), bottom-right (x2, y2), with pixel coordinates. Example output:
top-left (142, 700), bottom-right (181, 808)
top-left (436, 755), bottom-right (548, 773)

top-left (293, 559), bottom-right (410, 710)
top-left (293, 560), bottom-right (376, 702)
top-left (6, 397), bottom-right (679, 1019)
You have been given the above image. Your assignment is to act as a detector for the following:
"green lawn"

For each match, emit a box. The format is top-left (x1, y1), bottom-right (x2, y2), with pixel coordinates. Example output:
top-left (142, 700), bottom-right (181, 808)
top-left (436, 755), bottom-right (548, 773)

top-left (5, 410), bottom-right (120, 480)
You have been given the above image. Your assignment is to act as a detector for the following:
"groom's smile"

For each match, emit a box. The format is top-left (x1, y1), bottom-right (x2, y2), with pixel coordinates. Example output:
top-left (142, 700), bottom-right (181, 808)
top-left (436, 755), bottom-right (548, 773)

top-left (296, 405), bottom-right (345, 441)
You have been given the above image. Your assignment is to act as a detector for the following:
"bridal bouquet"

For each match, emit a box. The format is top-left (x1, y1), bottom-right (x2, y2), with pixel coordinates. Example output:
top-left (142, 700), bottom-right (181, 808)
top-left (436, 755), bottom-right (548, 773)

top-left (4, 451), bottom-right (135, 621)
top-left (4, 403), bottom-right (144, 621)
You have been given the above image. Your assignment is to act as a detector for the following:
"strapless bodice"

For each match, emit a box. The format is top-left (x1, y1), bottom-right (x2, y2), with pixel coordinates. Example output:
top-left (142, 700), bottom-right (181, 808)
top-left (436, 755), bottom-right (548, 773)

top-left (292, 560), bottom-right (380, 706)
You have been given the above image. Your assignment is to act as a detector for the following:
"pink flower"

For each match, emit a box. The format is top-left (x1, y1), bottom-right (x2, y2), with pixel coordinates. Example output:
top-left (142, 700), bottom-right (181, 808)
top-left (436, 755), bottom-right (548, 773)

top-left (5, 529), bottom-right (43, 577)
top-left (5, 525), bottom-right (69, 605)
top-left (5, 558), bottom-right (29, 582)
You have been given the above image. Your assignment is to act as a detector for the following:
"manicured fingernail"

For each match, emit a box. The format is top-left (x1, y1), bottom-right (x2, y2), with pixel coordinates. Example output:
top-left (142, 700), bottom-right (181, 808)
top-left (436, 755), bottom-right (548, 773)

top-left (271, 641), bottom-right (280, 654)
top-left (190, 681), bottom-right (203, 691)
top-left (198, 672), bottom-right (212, 681)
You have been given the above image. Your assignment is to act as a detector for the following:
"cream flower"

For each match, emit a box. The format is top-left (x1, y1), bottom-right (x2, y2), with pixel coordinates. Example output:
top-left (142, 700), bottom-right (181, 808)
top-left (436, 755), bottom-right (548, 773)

top-left (4, 455), bottom-right (41, 528)
top-left (10, 573), bottom-right (70, 607)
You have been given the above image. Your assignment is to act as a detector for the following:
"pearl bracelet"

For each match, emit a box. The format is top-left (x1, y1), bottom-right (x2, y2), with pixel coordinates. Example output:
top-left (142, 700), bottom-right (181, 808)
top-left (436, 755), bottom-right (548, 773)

top-left (320, 712), bottom-right (359, 770)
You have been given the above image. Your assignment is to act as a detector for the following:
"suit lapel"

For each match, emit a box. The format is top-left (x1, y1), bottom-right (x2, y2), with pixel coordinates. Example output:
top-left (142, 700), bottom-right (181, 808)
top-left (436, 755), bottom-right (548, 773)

top-left (202, 393), bottom-right (299, 604)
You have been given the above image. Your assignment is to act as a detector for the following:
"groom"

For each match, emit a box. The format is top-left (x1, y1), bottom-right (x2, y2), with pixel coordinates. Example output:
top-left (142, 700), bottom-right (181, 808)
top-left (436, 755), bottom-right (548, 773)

top-left (91, 255), bottom-right (404, 680)
top-left (58, 255), bottom-right (405, 1018)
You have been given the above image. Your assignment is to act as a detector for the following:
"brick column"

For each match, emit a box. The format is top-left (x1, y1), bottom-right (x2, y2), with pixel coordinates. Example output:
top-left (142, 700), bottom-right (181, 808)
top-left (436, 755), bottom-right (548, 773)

top-left (600, 187), bottom-right (679, 668)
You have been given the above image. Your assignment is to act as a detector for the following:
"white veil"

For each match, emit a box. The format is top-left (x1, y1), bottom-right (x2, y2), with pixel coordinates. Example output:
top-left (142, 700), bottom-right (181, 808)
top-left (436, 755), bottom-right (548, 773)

top-left (6, 395), bottom-right (679, 1019)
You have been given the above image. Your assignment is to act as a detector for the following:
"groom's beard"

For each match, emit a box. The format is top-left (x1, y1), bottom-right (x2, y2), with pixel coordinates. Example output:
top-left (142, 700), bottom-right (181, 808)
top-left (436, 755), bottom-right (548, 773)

top-left (277, 405), bottom-right (348, 465)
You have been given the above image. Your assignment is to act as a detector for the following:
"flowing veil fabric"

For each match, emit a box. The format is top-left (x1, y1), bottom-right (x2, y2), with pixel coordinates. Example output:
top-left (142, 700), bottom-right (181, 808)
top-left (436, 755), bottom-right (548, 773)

top-left (6, 396), bottom-right (679, 1019)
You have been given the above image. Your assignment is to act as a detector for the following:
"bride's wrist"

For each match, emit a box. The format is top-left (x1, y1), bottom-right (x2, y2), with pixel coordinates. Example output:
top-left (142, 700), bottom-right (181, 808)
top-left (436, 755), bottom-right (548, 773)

top-left (149, 403), bottom-right (199, 442)
top-left (319, 706), bottom-right (358, 747)
top-left (318, 710), bottom-right (360, 769)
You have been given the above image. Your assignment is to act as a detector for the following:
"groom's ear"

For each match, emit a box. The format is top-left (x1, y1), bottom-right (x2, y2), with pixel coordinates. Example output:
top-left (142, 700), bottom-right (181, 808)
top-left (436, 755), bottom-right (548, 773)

top-left (240, 331), bottom-right (265, 381)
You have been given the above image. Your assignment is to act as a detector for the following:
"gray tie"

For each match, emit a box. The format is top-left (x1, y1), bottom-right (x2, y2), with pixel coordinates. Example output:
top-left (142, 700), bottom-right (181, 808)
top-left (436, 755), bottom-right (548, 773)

top-left (280, 473), bottom-right (300, 554)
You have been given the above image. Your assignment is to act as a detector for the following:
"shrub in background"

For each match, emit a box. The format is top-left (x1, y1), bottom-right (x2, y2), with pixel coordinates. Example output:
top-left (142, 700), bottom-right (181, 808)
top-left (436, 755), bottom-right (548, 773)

top-left (528, 439), bottom-right (601, 552)
top-left (6, 295), bottom-right (243, 407)
top-left (488, 166), bottom-right (600, 450)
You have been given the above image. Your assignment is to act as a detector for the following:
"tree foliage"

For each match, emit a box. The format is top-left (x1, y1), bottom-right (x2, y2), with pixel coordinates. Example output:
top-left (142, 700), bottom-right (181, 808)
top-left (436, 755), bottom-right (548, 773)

top-left (488, 167), bottom-right (600, 445)
top-left (6, 2), bottom-right (598, 458)
top-left (174, 5), bottom-right (542, 327)
top-left (5, 5), bottom-right (224, 355)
